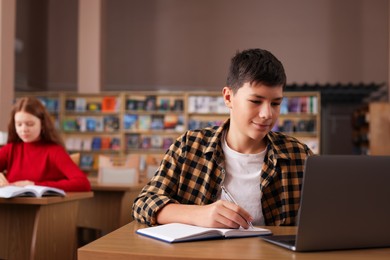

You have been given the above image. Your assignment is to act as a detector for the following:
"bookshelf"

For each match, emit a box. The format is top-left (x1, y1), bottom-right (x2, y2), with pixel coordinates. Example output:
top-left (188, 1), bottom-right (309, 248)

top-left (61, 92), bottom-right (124, 174)
top-left (274, 91), bottom-right (321, 154)
top-left (187, 92), bottom-right (229, 130)
top-left (16, 90), bottom-right (321, 180)
top-left (122, 92), bottom-right (186, 184)
top-left (123, 92), bottom-right (186, 154)
top-left (367, 102), bottom-right (390, 155)
top-left (352, 102), bottom-right (390, 155)
top-left (351, 105), bottom-right (369, 154)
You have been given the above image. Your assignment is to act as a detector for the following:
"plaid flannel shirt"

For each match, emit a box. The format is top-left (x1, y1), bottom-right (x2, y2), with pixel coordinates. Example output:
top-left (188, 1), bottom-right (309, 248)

top-left (132, 119), bottom-right (313, 226)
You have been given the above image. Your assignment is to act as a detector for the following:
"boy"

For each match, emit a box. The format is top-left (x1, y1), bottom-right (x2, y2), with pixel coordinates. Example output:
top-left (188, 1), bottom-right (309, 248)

top-left (132, 48), bottom-right (313, 228)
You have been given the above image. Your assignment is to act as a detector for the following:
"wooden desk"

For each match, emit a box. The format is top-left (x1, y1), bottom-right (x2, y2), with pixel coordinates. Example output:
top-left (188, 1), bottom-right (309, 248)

top-left (77, 183), bottom-right (144, 241)
top-left (0, 192), bottom-right (93, 260)
top-left (78, 221), bottom-right (390, 260)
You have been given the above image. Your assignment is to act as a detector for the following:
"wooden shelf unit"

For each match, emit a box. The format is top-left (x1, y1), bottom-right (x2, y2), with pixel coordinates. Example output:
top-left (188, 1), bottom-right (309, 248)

top-left (16, 90), bottom-right (321, 180)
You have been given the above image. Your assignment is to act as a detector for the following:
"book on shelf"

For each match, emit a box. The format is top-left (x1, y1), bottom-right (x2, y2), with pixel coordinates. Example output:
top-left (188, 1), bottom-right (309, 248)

top-left (216, 96), bottom-right (229, 114)
top-left (139, 115), bottom-right (152, 130)
top-left (77, 117), bottom-right (86, 132)
top-left (188, 96), bottom-right (209, 113)
top-left (135, 100), bottom-right (146, 111)
top-left (126, 99), bottom-right (137, 110)
top-left (164, 114), bottom-right (179, 130)
top-left (103, 116), bottom-right (120, 132)
top-left (287, 97), bottom-right (300, 113)
top-left (91, 137), bottom-right (102, 150)
top-left (86, 117), bottom-right (97, 132)
top-left (172, 99), bottom-right (184, 111)
top-left (284, 96), bottom-right (318, 114)
top-left (65, 136), bottom-right (84, 151)
top-left (126, 134), bottom-right (140, 149)
top-left (188, 119), bottom-right (225, 130)
top-left (75, 98), bottom-right (87, 112)
top-left (110, 137), bottom-right (121, 150)
top-left (136, 223), bottom-right (272, 243)
top-left (65, 99), bottom-right (76, 111)
top-left (141, 136), bottom-right (151, 149)
top-left (162, 137), bottom-right (174, 150)
top-left (101, 137), bottom-right (111, 150)
top-left (95, 117), bottom-right (104, 132)
top-left (86, 102), bottom-right (101, 112)
top-left (0, 185), bottom-right (65, 198)
top-left (208, 97), bottom-right (220, 113)
top-left (282, 119), bottom-right (294, 132)
top-left (80, 154), bottom-right (94, 169)
top-left (145, 95), bottom-right (157, 111)
top-left (39, 97), bottom-right (58, 113)
top-left (150, 115), bottom-right (164, 130)
top-left (82, 137), bottom-right (92, 151)
top-left (123, 114), bottom-right (138, 130)
top-left (297, 119), bottom-right (316, 132)
top-left (65, 136), bottom-right (92, 151)
top-left (62, 118), bottom-right (78, 131)
top-left (73, 138), bottom-right (83, 151)
top-left (102, 96), bottom-right (118, 112)
top-left (158, 98), bottom-right (170, 111)
top-left (275, 118), bottom-right (316, 133)
top-left (300, 97), bottom-right (309, 113)
top-left (280, 98), bottom-right (289, 114)
top-left (150, 136), bottom-right (163, 149)
top-left (310, 96), bottom-right (318, 114)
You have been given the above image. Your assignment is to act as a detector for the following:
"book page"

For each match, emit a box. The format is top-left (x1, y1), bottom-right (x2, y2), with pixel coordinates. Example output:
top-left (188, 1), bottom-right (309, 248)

top-left (223, 226), bottom-right (272, 238)
top-left (136, 223), bottom-right (272, 243)
top-left (137, 223), bottom-right (224, 243)
top-left (24, 185), bottom-right (65, 197)
top-left (0, 186), bottom-right (37, 198)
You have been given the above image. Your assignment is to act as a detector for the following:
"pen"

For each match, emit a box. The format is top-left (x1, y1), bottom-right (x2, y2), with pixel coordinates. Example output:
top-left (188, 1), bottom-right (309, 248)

top-left (221, 185), bottom-right (254, 229)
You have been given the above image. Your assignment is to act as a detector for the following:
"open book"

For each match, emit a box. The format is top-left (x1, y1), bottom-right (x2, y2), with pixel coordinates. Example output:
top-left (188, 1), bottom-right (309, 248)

top-left (0, 185), bottom-right (66, 198)
top-left (136, 223), bottom-right (272, 243)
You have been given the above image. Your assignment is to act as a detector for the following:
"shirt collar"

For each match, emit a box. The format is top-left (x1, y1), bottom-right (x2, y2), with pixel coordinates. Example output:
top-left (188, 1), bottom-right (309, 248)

top-left (203, 119), bottom-right (292, 163)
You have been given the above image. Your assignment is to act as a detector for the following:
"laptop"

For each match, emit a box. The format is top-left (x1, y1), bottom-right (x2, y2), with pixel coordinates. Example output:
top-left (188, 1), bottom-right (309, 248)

top-left (262, 155), bottom-right (390, 252)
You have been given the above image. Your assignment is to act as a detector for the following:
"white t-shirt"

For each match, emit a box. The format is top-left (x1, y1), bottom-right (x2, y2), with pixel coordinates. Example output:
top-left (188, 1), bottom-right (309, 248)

top-left (220, 131), bottom-right (266, 226)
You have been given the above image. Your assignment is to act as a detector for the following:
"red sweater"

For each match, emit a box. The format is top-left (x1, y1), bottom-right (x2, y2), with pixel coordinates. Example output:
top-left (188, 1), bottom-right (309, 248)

top-left (0, 141), bottom-right (91, 192)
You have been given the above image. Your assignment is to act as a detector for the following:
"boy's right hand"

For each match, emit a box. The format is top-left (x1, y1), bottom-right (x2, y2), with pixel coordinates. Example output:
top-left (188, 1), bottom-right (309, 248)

top-left (196, 200), bottom-right (253, 229)
top-left (156, 200), bottom-right (253, 229)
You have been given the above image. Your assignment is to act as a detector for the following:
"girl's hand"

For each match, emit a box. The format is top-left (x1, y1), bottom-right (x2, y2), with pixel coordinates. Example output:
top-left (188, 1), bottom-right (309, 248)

top-left (10, 180), bottom-right (34, 187)
top-left (0, 173), bottom-right (9, 187)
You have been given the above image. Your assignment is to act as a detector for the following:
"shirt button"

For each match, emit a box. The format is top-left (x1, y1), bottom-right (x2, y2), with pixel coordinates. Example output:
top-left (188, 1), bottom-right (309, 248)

top-left (221, 169), bottom-right (225, 174)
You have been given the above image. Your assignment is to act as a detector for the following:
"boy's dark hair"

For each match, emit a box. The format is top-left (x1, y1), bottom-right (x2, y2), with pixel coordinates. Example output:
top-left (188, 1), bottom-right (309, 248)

top-left (226, 48), bottom-right (286, 92)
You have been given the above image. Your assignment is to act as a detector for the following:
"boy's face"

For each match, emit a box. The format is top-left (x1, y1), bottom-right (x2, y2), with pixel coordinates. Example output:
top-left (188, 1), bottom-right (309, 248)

top-left (223, 82), bottom-right (283, 149)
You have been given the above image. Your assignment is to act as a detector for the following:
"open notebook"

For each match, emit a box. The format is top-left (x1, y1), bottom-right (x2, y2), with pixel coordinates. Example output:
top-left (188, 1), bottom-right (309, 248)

top-left (262, 155), bottom-right (390, 252)
top-left (137, 223), bottom-right (272, 243)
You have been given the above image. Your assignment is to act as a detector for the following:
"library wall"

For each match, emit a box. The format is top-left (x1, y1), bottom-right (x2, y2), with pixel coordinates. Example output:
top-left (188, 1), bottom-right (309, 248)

top-left (14, 0), bottom-right (389, 92)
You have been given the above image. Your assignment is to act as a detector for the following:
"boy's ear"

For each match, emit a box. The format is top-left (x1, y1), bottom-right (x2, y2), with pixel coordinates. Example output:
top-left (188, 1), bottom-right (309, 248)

top-left (222, 87), bottom-right (233, 108)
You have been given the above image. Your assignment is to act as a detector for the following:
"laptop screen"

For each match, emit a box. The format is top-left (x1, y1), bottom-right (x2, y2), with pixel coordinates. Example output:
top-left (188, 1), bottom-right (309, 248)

top-left (263, 155), bottom-right (390, 252)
